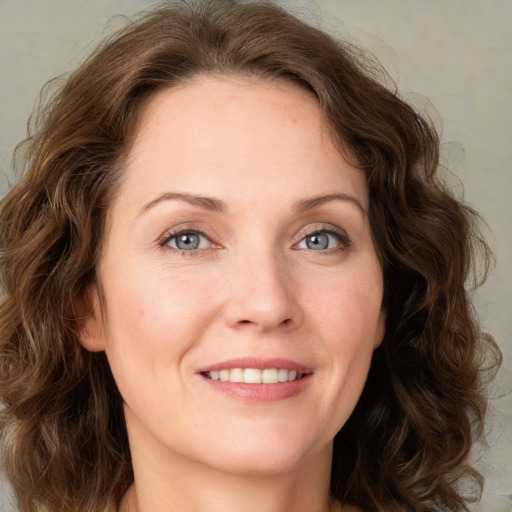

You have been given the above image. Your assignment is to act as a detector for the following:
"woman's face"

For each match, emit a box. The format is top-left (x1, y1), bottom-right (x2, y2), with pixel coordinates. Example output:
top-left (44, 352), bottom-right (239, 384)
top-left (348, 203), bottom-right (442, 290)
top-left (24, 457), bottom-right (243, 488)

top-left (83, 76), bottom-right (385, 476)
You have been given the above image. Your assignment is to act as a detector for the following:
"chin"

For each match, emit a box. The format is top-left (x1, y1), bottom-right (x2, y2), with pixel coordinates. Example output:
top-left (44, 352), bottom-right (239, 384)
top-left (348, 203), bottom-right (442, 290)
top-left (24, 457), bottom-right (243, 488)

top-left (206, 450), bottom-right (314, 477)
top-left (194, 425), bottom-right (332, 477)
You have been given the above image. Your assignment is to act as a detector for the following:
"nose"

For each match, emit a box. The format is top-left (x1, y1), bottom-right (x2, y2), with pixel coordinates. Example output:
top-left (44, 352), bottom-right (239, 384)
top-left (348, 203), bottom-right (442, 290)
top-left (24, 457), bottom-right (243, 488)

top-left (223, 248), bottom-right (303, 333)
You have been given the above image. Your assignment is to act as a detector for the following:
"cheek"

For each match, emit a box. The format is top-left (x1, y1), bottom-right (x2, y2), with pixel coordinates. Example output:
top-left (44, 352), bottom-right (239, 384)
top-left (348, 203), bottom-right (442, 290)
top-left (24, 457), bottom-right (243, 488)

top-left (311, 264), bottom-right (383, 392)
top-left (99, 273), bottom-right (209, 415)
top-left (101, 267), bottom-right (221, 374)
top-left (314, 264), bottom-right (383, 342)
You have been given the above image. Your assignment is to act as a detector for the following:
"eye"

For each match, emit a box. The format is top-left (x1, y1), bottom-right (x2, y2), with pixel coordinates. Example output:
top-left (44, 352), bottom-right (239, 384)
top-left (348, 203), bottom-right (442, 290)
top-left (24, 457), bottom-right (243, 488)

top-left (296, 229), bottom-right (347, 251)
top-left (162, 230), bottom-right (212, 251)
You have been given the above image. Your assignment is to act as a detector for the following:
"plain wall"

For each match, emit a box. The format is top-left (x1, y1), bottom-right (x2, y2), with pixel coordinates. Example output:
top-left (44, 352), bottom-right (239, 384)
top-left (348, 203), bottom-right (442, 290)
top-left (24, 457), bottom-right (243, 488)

top-left (0, 1), bottom-right (510, 510)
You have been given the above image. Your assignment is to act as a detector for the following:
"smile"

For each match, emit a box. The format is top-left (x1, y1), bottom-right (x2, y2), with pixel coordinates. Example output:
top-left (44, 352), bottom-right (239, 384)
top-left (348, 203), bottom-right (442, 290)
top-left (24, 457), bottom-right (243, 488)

top-left (197, 358), bottom-right (314, 401)
top-left (204, 368), bottom-right (308, 384)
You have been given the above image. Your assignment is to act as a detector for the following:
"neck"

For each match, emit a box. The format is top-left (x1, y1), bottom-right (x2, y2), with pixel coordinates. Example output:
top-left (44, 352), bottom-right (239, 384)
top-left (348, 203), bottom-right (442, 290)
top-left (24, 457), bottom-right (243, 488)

top-left (121, 417), bottom-right (341, 512)
top-left (122, 473), bottom-right (342, 512)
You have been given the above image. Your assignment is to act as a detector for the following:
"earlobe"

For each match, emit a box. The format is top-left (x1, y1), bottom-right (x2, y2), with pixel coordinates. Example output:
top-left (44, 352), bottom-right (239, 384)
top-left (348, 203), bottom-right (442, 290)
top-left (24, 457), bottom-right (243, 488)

top-left (373, 310), bottom-right (387, 349)
top-left (75, 284), bottom-right (106, 353)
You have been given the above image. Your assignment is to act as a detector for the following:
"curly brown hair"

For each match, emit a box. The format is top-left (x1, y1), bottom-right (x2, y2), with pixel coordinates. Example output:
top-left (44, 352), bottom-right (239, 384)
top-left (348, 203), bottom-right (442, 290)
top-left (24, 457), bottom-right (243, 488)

top-left (0, 1), bottom-right (501, 511)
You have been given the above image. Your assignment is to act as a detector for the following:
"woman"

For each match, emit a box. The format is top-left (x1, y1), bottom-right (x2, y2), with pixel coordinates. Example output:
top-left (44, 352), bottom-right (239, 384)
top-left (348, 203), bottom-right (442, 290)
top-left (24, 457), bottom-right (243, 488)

top-left (0, 1), bottom-right (501, 511)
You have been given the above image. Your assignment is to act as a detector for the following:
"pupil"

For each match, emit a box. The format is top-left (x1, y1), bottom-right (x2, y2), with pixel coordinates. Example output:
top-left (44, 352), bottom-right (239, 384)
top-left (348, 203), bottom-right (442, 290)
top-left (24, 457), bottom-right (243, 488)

top-left (177, 233), bottom-right (199, 250)
top-left (307, 233), bottom-right (329, 250)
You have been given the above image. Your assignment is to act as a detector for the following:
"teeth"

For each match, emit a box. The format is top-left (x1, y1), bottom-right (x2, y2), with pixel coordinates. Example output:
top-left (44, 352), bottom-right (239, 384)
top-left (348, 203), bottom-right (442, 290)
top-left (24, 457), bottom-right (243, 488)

top-left (261, 369), bottom-right (278, 383)
top-left (278, 369), bottom-right (289, 382)
top-left (206, 368), bottom-right (304, 384)
top-left (244, 368), bottom-right (262, 383)
top-left (230, 368), bottom-right (244, 382)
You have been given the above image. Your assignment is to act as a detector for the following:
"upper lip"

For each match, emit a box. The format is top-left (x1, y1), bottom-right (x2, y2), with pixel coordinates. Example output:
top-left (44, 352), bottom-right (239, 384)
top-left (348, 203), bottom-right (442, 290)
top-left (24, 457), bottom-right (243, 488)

top-left (196, 357), bottom-right (313, 374)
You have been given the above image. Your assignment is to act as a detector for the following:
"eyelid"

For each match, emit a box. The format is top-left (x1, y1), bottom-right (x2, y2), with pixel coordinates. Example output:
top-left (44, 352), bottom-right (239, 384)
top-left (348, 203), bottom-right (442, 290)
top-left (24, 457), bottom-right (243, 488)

top-left (157, 223), bottom-right (350, 254)
top-left (158, 226), bottom-right (217, 251)
top-left (293, 224), bottom-right (351, 251)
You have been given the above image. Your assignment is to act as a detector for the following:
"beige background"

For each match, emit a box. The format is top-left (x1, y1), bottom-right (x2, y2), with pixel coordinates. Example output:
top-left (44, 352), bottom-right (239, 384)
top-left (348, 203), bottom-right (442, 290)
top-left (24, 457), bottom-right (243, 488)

top-left (0, 1), bottom-right (510, 510)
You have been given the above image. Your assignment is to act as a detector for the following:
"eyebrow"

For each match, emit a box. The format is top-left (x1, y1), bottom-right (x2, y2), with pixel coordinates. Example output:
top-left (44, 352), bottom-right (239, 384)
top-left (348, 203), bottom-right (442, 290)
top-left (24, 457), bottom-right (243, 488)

top-left (295, 193), bottom-right (367, 217)
top-left (139, 191), bottom-right (366, 217)
top-left (141, 192), bottom-right (226, 214)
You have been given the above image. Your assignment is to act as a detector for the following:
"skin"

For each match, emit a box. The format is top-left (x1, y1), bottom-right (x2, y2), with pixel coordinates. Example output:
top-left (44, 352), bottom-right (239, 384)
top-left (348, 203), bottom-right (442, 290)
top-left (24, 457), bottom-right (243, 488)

top-left (81, 76), bottom-right (386, 512)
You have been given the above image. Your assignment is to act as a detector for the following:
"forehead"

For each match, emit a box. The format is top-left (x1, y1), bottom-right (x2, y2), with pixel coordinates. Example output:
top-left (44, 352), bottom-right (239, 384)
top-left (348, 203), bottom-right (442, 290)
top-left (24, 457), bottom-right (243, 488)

top-left (115, 75), bottom-right (367, 213)
top-left (130, 75), bottom-right (329, 157)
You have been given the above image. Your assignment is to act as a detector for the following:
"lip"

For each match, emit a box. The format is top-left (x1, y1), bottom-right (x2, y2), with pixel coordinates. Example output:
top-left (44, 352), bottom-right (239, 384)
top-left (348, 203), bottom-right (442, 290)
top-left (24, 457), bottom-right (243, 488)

top-left (196, 357), bottom-right (314, 402)
top-left (196, 357), bottom-right (312, 373)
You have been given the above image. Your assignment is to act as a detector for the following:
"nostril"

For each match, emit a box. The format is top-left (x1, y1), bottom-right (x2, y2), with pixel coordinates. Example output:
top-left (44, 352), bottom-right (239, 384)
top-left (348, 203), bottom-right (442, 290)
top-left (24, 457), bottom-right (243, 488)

top-left (235, 318), bottom-right (292, 328)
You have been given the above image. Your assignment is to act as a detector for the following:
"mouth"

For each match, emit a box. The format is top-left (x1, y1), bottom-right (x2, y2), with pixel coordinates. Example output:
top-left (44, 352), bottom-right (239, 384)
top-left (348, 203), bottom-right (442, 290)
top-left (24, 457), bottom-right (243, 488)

top-left (197, 358), bottom-right (313, 400)
top-left (201, 367), bottom-right (311, 384)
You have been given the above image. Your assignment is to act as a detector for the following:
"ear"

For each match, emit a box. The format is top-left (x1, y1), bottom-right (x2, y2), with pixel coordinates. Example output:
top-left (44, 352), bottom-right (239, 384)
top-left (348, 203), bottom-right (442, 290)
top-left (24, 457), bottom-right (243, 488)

top-left (373, 310), bottom-right (387, 350)
top-left (75, 283), bottom-right (106, 352)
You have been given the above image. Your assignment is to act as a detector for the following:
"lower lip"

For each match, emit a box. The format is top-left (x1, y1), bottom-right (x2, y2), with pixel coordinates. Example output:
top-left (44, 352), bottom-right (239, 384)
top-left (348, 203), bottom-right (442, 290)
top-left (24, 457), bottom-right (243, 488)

top-left (200, 374), bottom-right (313, 402)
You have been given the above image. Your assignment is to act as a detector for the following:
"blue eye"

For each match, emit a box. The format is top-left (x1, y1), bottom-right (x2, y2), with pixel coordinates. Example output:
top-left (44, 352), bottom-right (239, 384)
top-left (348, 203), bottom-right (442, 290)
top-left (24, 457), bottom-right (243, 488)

top-left (164, 231), bottom-right (211, 251)
top-left (297, 230), bottom-right (345, 251)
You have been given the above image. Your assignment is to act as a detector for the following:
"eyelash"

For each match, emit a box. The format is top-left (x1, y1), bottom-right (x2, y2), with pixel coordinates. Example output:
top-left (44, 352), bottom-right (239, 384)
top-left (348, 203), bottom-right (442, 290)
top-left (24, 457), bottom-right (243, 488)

top-left (158, 228), bottom-right (214, 257)
top-left (158, 224), bottom-right (351, 256)
top-left (294, 225), bottom-right (351, 253)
